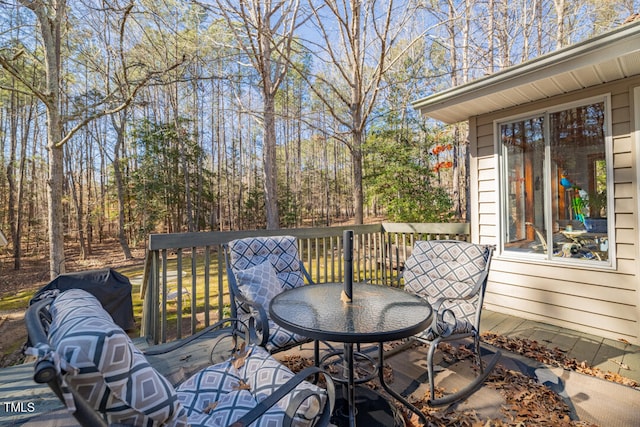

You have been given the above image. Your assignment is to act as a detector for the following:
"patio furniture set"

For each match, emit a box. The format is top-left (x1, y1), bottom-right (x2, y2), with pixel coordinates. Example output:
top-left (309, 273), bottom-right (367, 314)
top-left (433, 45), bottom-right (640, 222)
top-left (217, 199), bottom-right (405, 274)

top-left (25, 233), bottom-right (499, 426)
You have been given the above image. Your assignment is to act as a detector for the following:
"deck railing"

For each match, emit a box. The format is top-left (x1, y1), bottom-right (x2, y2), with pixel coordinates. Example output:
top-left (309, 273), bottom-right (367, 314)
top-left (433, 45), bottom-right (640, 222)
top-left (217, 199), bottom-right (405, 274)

top-left (140, 222), bottom-right (470, 344)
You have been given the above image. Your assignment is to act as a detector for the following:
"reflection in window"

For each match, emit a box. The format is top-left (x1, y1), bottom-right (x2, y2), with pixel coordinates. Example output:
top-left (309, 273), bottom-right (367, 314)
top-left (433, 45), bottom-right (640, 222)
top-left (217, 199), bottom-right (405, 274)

top-left (500, 100), bottom-right (609, 263)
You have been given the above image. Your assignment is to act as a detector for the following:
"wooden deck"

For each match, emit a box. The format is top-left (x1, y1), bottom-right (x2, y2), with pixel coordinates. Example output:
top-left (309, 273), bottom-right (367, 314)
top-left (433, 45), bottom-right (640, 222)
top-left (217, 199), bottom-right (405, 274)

top-left (481, 310), bottom-right (640, 384)
top-left (0, 328), bottom-right (237, 426)
top-left (1, 311), bottom-right (639, 426)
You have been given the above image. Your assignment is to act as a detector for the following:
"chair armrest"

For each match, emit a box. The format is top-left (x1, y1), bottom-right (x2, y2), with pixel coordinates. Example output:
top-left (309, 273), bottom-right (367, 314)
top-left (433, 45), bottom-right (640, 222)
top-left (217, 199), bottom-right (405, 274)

top-left (299, 260), bottom-right (315, 285)
top-left (232, 291), bottom-right (270, 348)
top-left (25, 298), bottom-right (53, 352)
top-left (231, 366), bottom-right (335, 427)
top-left (143, 317), bottom-right (254, 356)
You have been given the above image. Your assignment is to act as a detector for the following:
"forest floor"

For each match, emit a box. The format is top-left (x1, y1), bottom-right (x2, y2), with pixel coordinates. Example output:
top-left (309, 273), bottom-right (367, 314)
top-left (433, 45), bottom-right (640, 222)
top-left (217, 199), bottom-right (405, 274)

top-left (0, 239), bottom-right (147, 367)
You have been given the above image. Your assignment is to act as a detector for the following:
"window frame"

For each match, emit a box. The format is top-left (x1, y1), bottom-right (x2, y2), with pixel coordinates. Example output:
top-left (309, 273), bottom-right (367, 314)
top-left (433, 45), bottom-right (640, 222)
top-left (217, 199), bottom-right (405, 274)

top-left (495, 94), bottom-right (616, 268)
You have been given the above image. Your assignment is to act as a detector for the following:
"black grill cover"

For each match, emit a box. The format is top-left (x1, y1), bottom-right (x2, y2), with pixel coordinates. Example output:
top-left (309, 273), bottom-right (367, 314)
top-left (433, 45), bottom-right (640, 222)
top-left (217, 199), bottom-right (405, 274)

top-left (30, 268), bottom-right (135, 331)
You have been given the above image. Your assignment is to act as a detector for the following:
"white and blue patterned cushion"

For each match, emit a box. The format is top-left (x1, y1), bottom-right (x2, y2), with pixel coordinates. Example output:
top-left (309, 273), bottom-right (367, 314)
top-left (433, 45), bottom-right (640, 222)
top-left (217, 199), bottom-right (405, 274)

top-left (262, 321), bottom-right (309, 353)
top-left (48, 289), bottom-right (187, 426)
top-left (177, 360), bottom-right (243, 418)
top-left (403, 240), bottom-right (490, 341)
top-left (176, 344), bottom-right (326, 427)
top-left (236, 261), bottom-right (282, 313)
top-left (228, 236), bottom-right (310, 352)
top-left (247, 346), bottom-right (323, 425)
top-left (204, 390), bottom-right (279, 426)
top-left (229, 236), bottom-right (306, 291)
top-left (45, 290), bottom-right (326, 427)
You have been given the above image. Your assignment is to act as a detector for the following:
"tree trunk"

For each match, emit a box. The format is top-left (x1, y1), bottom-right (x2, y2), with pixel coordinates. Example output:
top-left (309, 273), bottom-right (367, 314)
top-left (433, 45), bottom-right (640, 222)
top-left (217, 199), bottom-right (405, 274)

top-left (7, 90), bottom-right (20, 269)
top-left (554, 0), bottom-right (566, 48)
top-left (351, 1), bottom-right (364, 225)
top-left (19, 0), bottom-right (67, 279)
top-left (351, 136), bottom-right (364, 225)
top-left (111, 113), bottom-right (133, 259)
top-left (46, 53), bottom-right (66, 277)
top-left (65, 145), bottom-right (87, 259)
top-left (263, 93), bottom-right (280, 229)
top-left (48, 137), bottom-right (65, 278)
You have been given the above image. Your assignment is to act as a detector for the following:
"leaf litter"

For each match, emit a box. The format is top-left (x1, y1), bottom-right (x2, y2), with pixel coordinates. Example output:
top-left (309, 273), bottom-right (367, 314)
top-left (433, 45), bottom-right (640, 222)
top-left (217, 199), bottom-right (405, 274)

top-left (481, 332), bottom-right (638, 388)
top-left (280, 333), bottom-right (638, 426)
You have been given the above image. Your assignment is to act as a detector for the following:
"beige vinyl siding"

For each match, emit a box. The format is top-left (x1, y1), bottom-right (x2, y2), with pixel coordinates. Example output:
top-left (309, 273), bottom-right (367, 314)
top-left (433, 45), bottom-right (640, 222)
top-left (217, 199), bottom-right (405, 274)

top-left (475, 115), bottom-right (497, 246)
top-left (473, 76), bottom-right (640, 344)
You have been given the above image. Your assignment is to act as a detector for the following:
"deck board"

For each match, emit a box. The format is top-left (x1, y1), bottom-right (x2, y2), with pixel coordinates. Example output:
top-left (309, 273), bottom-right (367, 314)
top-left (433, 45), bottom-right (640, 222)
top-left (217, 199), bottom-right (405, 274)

top-left (0, 363), bottom-right (67, 425)
top-left (0, 328), bottom-right (236, 426)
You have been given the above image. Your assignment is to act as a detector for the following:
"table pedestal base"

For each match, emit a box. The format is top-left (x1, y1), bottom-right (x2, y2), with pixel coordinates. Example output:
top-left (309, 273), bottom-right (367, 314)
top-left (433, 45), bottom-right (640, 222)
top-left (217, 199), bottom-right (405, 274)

top-left (332, 385), bottom-right (405, 427)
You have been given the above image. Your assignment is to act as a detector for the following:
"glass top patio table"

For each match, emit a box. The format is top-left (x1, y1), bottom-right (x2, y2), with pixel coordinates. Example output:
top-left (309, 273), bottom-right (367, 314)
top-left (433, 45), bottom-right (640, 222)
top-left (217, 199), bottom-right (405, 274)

top-left (269, 282), bottom-right (432, 344)
top-left (270, 282), bottom-right (432, 426)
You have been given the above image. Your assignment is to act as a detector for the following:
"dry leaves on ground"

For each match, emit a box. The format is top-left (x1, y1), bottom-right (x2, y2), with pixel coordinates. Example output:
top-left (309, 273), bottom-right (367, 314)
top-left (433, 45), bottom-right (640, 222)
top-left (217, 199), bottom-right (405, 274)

top-left (401, 343), bottom-right (598, 427)
top-left (281, 342), bottom-right (598, 427)
top-left (481, 332), bottom-right (639, 388)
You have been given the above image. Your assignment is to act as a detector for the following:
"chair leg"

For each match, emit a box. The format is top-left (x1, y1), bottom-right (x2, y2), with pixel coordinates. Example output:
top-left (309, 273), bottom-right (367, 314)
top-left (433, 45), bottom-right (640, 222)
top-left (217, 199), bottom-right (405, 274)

top-left (426, 338), bottom-right (441, 402)
top-left (426, 335), bottom-right (502, 407)
top-left (474, 333), bottom-right (484, 374)
top-left (313, 340), bottom-right (320, 384)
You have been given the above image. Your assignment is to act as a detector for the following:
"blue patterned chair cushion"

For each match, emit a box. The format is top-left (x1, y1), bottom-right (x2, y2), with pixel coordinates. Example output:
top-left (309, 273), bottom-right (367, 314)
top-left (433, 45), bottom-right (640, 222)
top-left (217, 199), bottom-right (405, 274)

top-left (228, 236), bottom-right (310, 352)
top-left (202, 389), bottom-right (283, 427)
top-left (48, 289), bottom-right (187, 426)
top-left (403, 240), bottom-right (490, 341)
top-left (228, 236), bottom-right (306, 292)
top-left (262, 321), bottom-right (310, 353)
top-left (414, 315), bottom-right (474, 341)
top-left (236, 261), bottom-right (282, 313)
top-left (177, 360), bottom-right (243, 413)
top-left (247, 346), bottom-right (323, 425)
top-left (176, 360), bottom-right (286, 427)
top-left (233, 259), bottom-right (308, 352)
top-left (176, 344), bottom-right (326, 427)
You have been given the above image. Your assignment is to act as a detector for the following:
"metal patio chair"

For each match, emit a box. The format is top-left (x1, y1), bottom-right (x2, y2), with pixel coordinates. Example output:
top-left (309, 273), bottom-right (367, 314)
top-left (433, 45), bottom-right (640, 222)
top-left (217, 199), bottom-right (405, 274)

top-left (25, 288), bottom-right (335, 427)
top-left (224, 235), bottom-right (315, 354)
top-left (402, 239), bottom-right (501, 406)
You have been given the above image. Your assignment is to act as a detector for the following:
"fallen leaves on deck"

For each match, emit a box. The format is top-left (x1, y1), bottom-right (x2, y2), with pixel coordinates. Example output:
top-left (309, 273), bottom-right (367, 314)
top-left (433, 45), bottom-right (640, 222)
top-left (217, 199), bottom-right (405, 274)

top-left (281, 339), bottom-right (605, 426)
top-left (481, 332), bottom-right (639, 388)
top-left (399, 343), bottom-right (597, 427)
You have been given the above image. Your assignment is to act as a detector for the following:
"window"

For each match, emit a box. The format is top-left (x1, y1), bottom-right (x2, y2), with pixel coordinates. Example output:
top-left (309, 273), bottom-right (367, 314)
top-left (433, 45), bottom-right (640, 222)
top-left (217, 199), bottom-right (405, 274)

top-left (499, 98), bottom-right (611, 264)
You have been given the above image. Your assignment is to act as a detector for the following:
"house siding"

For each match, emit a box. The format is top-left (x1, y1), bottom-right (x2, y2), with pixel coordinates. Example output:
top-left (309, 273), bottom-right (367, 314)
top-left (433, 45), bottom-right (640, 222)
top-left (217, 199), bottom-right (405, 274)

top-left (473, 76), bottom-right (640, 344)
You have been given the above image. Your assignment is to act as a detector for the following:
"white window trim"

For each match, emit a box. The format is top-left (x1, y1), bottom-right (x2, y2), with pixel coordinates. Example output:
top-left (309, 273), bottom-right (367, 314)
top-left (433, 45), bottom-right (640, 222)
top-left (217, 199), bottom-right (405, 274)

top-left (494, 94), bottom-right (615, 269)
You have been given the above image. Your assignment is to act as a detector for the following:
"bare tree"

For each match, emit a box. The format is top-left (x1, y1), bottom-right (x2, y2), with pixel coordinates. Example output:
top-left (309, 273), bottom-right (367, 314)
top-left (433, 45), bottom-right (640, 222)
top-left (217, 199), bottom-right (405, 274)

top-left (553, 0), bottom-right (567, 48)
top-left (0, 1), bottom-right (184, 278)
top-left (212, 0), bottom-right (305, 229)
top-left (297, 0), bottom-right (425, 224)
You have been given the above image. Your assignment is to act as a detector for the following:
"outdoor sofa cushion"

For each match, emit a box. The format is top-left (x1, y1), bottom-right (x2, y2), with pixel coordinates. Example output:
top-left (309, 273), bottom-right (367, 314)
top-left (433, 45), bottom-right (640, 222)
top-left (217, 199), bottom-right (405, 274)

top-left (45, 288), bottom-right (328, 427)
top-left (48, 289), bottom-right (187, 426)
top-left (177, 344), bottom-right (326, 427)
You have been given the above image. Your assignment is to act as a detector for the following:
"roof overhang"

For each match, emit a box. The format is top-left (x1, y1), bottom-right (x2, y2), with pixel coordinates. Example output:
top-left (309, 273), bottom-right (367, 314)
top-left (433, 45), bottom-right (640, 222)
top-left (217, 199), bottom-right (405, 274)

top-left (412, 21), bottom-right (640, 124)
